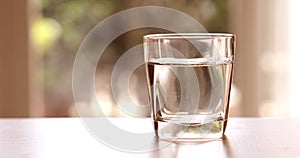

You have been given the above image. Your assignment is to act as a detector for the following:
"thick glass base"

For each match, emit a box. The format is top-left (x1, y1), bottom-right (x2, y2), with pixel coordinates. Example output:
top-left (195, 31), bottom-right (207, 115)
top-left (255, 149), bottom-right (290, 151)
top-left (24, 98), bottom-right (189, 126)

top-left (154, 118), bottom-right (226, 141)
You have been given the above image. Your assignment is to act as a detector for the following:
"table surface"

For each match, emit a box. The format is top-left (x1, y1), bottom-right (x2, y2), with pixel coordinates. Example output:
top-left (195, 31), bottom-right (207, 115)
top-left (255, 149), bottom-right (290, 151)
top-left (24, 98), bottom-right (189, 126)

top-left (0, 118), bottom-right (299, 158)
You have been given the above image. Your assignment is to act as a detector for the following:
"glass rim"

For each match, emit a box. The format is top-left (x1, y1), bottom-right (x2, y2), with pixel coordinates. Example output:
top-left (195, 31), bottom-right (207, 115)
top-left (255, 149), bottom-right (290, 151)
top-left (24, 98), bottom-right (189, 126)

top-left (144, 33), bottom-right (235, 40)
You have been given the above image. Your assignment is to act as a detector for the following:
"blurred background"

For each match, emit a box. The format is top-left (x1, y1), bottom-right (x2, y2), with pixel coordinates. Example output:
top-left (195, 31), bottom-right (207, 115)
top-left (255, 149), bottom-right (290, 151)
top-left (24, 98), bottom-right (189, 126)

top-left (0, 0), bottom-right (299, 118)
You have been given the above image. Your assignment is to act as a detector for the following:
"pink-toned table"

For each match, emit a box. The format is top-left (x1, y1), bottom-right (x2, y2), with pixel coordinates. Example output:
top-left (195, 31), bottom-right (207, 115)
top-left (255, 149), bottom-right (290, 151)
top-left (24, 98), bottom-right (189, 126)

top-left (0, 118), bottom-right (299, 158)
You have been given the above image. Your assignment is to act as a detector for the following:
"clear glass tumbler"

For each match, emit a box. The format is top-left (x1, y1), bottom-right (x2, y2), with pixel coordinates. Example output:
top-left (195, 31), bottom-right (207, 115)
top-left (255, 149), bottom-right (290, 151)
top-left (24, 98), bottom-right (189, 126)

top-left (144, 33), bottom-right (235, 140)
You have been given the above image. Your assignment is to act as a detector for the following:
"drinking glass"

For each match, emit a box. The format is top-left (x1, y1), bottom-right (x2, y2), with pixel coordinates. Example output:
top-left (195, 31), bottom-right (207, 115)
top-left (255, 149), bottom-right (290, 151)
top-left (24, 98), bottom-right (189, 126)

top-left (144, 33), bottom-right (235, 140)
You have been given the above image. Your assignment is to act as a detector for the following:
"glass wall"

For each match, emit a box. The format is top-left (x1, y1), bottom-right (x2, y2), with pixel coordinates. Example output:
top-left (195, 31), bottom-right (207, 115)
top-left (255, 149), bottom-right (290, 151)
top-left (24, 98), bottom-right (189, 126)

top-left (24, 0), bottom-right (300, 117)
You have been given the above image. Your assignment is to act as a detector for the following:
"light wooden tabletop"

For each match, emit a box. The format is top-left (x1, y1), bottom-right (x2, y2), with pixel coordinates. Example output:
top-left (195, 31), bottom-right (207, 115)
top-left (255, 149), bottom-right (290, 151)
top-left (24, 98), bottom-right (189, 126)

top-left (0, 118), bottom-right (299, 158)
